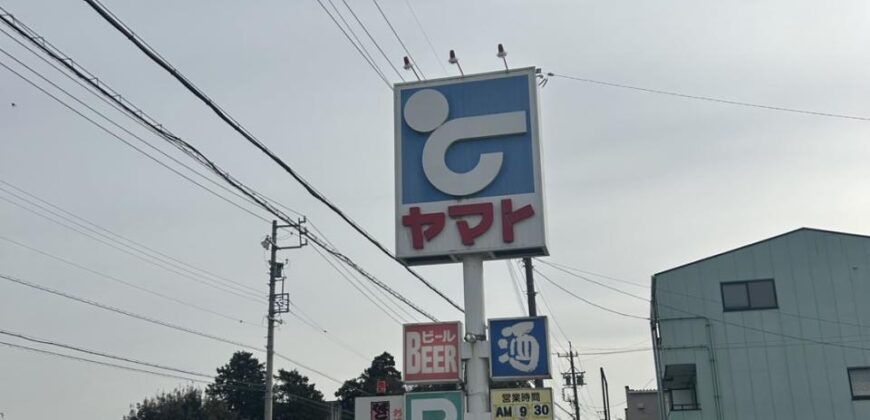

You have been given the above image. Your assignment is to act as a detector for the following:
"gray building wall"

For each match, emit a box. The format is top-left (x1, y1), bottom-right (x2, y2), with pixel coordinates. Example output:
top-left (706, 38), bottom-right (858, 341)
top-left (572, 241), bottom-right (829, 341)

top-left (625, 387), bottom-right (659, 420)
top-left (651, 228), bottom-right (870, 420)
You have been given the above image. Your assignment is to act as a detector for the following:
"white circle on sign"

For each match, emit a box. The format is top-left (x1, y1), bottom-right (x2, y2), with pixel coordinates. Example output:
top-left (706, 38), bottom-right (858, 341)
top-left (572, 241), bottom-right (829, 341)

top-left (404, 89), bottom-right (449, 133)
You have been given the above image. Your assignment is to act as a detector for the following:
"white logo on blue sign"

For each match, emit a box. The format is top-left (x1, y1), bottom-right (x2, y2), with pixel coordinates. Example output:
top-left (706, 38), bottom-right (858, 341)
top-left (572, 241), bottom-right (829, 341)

top-left (400, 75), bottom-right (535, 203)
top-left (489, 316), bottom-right (550, 380)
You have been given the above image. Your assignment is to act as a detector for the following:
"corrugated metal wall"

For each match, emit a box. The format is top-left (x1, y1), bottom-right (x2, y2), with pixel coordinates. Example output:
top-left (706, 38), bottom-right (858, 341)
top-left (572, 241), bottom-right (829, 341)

top-left (653, 229), bottom-right (870, 420)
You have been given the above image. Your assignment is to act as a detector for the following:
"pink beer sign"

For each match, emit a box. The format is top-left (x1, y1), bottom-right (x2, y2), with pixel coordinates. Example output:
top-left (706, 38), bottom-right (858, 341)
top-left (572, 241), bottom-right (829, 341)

top-left (403, 322), bottom-right (462, 384)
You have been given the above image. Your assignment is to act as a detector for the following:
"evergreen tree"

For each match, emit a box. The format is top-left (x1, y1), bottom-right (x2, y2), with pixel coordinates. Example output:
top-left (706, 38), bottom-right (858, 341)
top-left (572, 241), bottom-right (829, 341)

top-left (206, 352), bottom-right (266, 420)
top-left (335, 352), bottom-right (404, 419)
top-left (123, 386), bottom-right (239, 420)
top-left (274, 368), bottom-right (326, 420)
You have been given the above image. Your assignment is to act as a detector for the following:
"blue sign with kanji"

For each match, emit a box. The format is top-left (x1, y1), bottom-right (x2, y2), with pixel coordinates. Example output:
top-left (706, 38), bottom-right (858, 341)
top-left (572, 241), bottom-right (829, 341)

top-left (489, 316), bottom-right (551, 380)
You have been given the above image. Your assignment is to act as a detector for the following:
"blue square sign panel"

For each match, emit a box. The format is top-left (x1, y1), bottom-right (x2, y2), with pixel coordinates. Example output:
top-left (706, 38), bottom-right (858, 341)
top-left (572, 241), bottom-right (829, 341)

top-left (489, 316), bottom-right (551, 380)
top-left (399, 75), bottom-right (534, 204)
top-left (394, 68), bottom-right (549, 265)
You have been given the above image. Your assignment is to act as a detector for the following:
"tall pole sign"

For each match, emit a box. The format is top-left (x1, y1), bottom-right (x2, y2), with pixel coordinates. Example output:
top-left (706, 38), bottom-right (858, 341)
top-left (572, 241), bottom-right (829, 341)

top-left (394, 67), bottom-right (548, 265)
top-left (395, 67), bottom-right (548, 420)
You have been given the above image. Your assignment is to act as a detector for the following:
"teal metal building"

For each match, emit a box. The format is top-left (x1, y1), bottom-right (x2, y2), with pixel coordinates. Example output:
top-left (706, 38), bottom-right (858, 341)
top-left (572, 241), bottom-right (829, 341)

top-left (651, 228), bottom-right (870, 420)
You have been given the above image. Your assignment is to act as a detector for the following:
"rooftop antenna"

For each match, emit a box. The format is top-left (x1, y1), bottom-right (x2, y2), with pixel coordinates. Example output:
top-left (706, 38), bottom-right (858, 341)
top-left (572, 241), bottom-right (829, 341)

top-left (403, 56), bottom-right (421, 81)
top-left (448, 50), bottom-right (464, 76)
top-left (497, 43), bottom-right (508, 71)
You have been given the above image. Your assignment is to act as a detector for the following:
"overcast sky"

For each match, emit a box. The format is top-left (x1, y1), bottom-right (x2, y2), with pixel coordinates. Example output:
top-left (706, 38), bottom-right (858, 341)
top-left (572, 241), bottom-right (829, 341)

top-left (1, 0), bottom-right (869, 419)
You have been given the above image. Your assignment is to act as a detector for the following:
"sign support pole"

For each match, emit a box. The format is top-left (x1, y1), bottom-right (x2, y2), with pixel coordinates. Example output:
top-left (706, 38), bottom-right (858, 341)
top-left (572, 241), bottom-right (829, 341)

top-left (463, 255), bottom-right (489, 420)
top-left (522, 257), bottom-right (544, 389)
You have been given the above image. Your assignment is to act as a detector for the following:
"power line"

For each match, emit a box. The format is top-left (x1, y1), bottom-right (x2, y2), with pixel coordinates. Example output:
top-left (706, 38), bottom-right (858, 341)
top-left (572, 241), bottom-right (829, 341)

top-left (0, 47), bottom-right (268, 300)
top-left (0, 328), bottom-right (212, 379)
top-left (540, 260), bottom-right (870, 334)
top-left (78, 0), bottom-right (464, 314)
top-left (286, 310), bottom-right (370, 361)
top-left (0, 178), bottom-right (261, 296)
top-left (0, 339), bottom-right (202, 383)
top-left (338, 0), bottom-right (405, 82)
top-left (0, 235), bottom-right (261, 326)
top-left (310, 244), bottom-right (406, 324)
top-left (314, 0), bottom-right (390, 87)
top-left (532, 269), bottom-right (599, 418)
top-left (0, 27), bottom-right (274, 224)
top-left (534, 268), bottom-right (649, 321)
top-left (0, 9), bottom-right (444, 322)
top-left (549, 72), bottom-right (870, 122)
top-left (0, 334), bottom-right (351, 416)
top-left (576, 348), bottom-right (651, 357)
top-left (0, 189), bottom-right (263, 303)
top-left (0, 272), bottom-right (368, 393)
top-left (314, 243), bottom-right (418, 323)
top-left (401, 0), bottom-right (447, 75)
top-left (537, 261), bottom-right (651, 303)
top-left (0, 272), bottom-right (263, 351)
top-left (536, 266), bottom-right (870, 354)
top-left (539, 259), bottom-right (648, 289)
top-left (537, 288), bottom-right (571, 352)
top-left (370, 0), bottom-right (425, 79)
top-left (506, 260), bottom-right (527, 313)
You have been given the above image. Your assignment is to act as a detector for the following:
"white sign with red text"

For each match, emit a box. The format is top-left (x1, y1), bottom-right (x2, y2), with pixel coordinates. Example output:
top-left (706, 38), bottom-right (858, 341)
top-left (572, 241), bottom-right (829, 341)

top-left (354, 395), bottom-right (404, 420)
top-left (394, 68), bottom-right (548, 265)
top-left (403, 322), bottom-right (462, 384)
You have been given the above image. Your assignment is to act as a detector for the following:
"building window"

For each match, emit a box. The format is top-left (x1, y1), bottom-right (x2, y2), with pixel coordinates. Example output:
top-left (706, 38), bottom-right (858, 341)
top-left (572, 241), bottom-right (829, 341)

top-left (849, 367), bottom-right (870, 400)
top-left (663, 364), bottom-right (699, 411)
top-left (721, 279), bottom-right (778, 311)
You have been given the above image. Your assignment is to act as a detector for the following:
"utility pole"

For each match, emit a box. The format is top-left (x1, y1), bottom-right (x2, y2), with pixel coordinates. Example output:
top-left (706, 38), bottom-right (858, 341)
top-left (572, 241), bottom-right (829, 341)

top-left (263, 219), bottom-right (307, 420)
top-left (600, 368), bottom-right (611, 420)
top-left (558, 342), bottom-right (583, 420)
top-left (522, 257), bottom-right (544, 389)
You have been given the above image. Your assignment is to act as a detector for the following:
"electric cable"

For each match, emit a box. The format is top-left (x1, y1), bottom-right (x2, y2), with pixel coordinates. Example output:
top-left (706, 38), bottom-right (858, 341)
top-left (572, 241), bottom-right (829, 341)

top-left (338, 0), bottom-right (405, 82)
top-left (0, 328), bottom-right (213, 379)
top-left (0, 22), bottom-right (420, 331)
top-left (313, 0), bottom-right (391, 88)
top-left (534, 268), bottom-right (649, 321)
top-left (537, 288), bottom-right (571, 352)
top-left (314, 239), bottom-right (421, 322)
top-left (536, 266), bottom-right (870, 353)
top-left (0, 339), bottom-right (203, 383)
top-left (0, 235), bottom-right (261, 327)
top-left (0, 28), bottom-right (273, 225)
top-left (0, 178), bottom-right (264, 294)
top-left (0, 336), bottom-right (350, 416)
top-left (540, 260), bottom-right (870, 334)
top-left (576, 348), bottom-right (651, 356)
top-left (0, 272), bottom-right (263, 351)
top-left (324, 0), bottom-right (380, 71)
top-left (0, 180), bottom-right (262, 298)
top-left (401, 0), bottom-right (447, 75)
top-left (77, 0), bottom-right (464, 314)
top-left (371, 0), bottom-right (425, 79)
top-left (286, 310), bottom-right (370, 361)
top-left (549, 72), bottom-right (870, 122)
top-left (506, 260), bottom-right (527, 313)
top-left (0, 10), bottom-right (443, 322)
top-left (310, 244), bottom-right (407, 324)
top-left (0, 190), bottom-right (263, 303)
top-left (0, 272), bottom-right (372, 395)
top-left (539, 259), bottom-right (648, 289)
